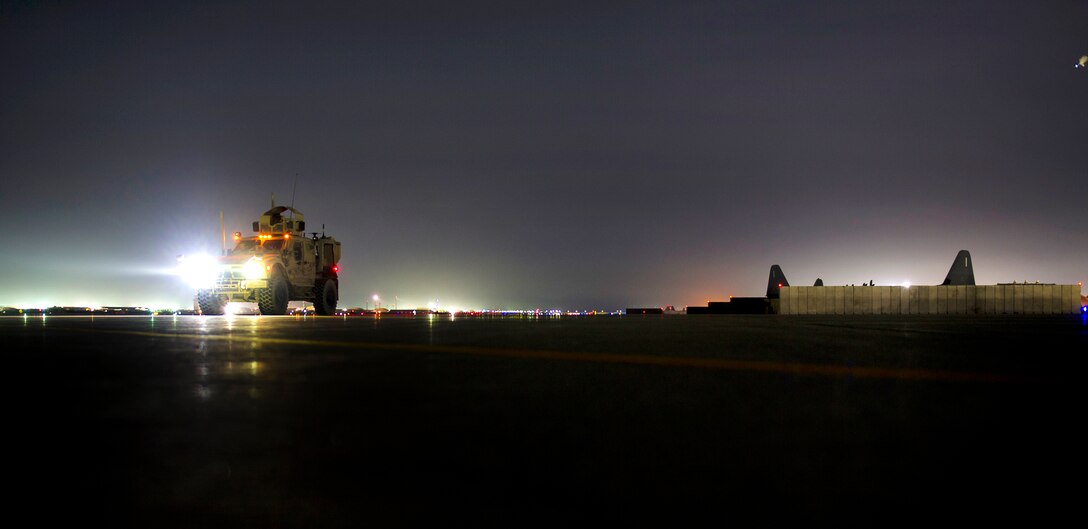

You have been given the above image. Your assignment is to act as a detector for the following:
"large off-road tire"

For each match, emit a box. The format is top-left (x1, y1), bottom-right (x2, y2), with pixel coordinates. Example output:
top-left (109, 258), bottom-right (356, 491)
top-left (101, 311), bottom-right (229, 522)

top-left (197, 290), bottom-right (225, 315)
top-left (313, 279), bottom-right (338, 316)
top-left (257, 268), bottom-right (290, 315)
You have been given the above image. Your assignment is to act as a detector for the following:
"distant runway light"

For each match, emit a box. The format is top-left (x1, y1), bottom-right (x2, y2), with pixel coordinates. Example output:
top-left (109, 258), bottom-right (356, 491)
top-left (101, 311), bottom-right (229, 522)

top-left (902, 281), bottom-right (912, 288)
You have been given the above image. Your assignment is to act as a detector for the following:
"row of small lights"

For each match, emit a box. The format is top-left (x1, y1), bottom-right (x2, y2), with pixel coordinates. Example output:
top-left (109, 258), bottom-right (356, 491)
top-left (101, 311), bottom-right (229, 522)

top-left (235, 231), bottom-right (293, 242)
top-left (8, 282), bottom-right (1086, 315)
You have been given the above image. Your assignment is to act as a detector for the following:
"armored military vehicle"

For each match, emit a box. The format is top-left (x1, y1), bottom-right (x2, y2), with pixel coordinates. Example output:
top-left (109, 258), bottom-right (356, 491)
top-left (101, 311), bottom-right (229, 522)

top-left (195, 205), bottom-right (341, 316)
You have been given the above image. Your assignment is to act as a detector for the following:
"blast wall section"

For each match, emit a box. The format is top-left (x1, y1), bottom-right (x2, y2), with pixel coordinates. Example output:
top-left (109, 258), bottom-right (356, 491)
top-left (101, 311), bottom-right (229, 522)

top-left (779, 285), bottom-right (1079, 315)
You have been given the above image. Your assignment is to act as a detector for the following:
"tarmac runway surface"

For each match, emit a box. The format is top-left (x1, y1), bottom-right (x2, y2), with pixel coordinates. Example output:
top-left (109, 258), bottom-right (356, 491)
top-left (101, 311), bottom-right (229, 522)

top-left (6, 314), bottom-right (1086, 526)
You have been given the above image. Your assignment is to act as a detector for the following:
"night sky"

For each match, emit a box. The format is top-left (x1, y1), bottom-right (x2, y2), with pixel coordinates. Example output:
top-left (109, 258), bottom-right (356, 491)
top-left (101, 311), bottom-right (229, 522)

top-left (2, 1), bottom-right (1085, 310)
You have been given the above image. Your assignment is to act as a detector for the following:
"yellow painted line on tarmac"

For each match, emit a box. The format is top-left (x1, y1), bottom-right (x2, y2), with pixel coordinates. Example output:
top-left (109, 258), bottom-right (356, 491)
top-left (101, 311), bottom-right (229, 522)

top-left (60, 327), bottom-right (1017, 383)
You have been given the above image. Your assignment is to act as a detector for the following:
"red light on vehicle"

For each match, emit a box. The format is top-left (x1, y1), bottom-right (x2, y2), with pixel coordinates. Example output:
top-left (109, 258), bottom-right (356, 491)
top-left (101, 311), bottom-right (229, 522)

top-left (333, 265), bottom-right (339, 273)
top-left (778, 283), bottom-right (783, 288)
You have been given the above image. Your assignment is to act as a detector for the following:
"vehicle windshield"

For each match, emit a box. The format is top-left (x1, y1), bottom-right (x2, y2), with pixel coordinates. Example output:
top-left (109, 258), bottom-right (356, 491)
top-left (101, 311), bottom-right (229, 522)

top-left (234, 240), bottom-right (259, 252)
top-left (233, 239), bottom-right (286, 253)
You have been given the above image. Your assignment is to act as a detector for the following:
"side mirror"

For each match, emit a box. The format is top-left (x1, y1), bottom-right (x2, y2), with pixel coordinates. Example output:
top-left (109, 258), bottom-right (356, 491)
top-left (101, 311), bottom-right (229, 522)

top-left (298, 221), bottom-right (305, 232)
top-left (252, 222), bottom-right (260, 232)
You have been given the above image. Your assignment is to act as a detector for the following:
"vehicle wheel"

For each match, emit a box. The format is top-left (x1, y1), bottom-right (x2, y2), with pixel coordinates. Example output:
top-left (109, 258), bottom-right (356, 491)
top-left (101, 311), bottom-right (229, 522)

top-left (313, 279), bottom-right (338, 316)
top-left (258, 268), bottom-right (290, 315)
top-left (197, 290), bottom-right (225, 315)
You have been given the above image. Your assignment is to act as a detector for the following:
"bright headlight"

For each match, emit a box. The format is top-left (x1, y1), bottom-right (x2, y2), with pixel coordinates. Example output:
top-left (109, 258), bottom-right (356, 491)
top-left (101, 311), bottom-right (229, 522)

top-left (177, 253), bottom-right (221, 289)
top-left (243, 258), bottom-right (266, 280)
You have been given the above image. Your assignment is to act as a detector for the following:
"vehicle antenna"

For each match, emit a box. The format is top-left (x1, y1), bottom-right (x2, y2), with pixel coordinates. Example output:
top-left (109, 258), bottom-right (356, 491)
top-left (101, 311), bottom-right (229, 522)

top-left (220, 210), bottom-right (226, 256)
top-left (322, 223), bottom-right (325, 237)
top-left (271, 192), bottom-right (275, 208)
top-left (291, 173), bottom-right (299, 209)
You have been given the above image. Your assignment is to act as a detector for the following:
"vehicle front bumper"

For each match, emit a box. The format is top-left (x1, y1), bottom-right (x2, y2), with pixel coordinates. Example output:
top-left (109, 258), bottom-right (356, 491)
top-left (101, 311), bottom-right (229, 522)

top-left (210, 278), bottom-right (269, 293)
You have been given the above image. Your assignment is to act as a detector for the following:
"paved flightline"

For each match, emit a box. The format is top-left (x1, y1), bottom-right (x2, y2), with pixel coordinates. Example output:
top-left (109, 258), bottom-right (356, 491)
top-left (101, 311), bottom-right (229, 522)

top-left (6, 315), bottom-right (1086, 525)
top-left (47, 326), bottom-right (1024, 383)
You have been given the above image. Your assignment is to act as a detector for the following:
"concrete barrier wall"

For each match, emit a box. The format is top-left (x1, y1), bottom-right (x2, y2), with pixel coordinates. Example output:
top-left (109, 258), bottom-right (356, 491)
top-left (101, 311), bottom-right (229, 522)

top-left (857, 286), bottom-right (872, 314)
top-left (881, 286), bottom-right (894, 315)
top-left (780, 285), bottom-right (1080, 315)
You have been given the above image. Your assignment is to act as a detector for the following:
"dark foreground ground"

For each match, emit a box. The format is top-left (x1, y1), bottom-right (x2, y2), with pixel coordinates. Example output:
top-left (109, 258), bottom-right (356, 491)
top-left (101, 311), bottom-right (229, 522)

top-left (5, 314), bottom-right (1086, 526)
